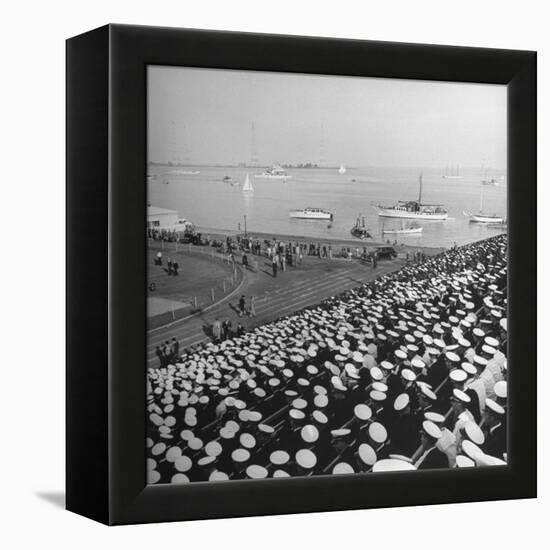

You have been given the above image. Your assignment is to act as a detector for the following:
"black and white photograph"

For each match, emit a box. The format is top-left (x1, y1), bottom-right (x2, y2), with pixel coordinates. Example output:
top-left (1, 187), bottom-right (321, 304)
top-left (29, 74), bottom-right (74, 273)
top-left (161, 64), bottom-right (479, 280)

top-left (146, 66), bottom-right (508, 483)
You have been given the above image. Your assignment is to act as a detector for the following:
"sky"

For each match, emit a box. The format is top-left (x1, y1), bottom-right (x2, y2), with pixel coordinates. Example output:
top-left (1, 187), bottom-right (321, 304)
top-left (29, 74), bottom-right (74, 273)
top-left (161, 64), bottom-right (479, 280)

top-left (147, 65), bottom-right (506, 169)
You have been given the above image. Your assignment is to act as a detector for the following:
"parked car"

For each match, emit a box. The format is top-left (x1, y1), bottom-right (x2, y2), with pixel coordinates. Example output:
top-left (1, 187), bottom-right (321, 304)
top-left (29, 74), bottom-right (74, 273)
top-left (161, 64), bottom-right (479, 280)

top-left (375, 246), bottom-right (397, 259)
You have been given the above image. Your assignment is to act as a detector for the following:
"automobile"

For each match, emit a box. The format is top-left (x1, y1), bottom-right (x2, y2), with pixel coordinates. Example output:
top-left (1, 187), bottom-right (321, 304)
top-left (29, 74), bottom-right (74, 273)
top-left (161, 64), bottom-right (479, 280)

top-left (375, 246), bottom-right (397, 259)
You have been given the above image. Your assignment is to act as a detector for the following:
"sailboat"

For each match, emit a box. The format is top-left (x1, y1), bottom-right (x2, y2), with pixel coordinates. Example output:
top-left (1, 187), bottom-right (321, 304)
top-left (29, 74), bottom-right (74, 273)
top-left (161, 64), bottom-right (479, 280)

top-left (242, 173), bottom-right (254, 192)
top-left (338, 163), bottom-right (346, 174)
top-left (374, 173), bottom-right (448, 220)
top-left (462, 183), bottom-right (504, 223)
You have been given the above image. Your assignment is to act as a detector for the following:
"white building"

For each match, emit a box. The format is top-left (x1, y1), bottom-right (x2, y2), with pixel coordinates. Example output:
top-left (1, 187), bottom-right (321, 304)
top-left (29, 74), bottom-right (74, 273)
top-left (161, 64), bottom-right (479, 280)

top-left (147, 206), bottom-right (179, 229)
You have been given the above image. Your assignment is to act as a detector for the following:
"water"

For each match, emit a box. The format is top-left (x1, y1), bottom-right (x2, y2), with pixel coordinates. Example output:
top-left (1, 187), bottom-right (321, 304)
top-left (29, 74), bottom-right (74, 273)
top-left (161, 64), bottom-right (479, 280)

top-left (148, 165), bottom-right (507, 249)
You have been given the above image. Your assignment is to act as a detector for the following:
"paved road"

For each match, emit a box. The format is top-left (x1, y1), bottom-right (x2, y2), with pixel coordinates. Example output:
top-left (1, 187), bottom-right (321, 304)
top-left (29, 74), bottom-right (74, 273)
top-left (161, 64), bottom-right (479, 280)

top-left (147, 256), bottom-right (405, 368)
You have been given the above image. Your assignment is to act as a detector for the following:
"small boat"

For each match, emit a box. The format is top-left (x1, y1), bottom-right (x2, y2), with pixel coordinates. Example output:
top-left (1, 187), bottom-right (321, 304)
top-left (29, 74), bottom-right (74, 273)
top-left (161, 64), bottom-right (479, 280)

top-left (481, 178), bottom-right (500, 187)
top-left (338, 163), bottom-right (346, 174)
top-left (170, 168), bottom-right (200, 175)
top-left (350, 215), bottom-right (372, 239)
top-left (383, 223), bottom-right (423, 235)
top-left (289, 207), bottom-right (333, 220)
top-left (463, 182), bottom-right (504, 223)
top-left (374, 174), bottom-right (448, 220)
top-left (254, 165), bottom-right (291, 180)
top-left (242, 173), bottom-right (254, 192)
top-left (223, 175), bottom-right (239, 185)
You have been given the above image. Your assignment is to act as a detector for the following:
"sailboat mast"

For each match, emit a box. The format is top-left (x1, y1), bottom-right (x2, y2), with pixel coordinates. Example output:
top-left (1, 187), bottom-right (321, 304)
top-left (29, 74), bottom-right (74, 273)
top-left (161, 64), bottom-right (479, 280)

top-left (479, 182), bottom-right (484, 212)
top-left (418, 173), bottom-right (423, 203)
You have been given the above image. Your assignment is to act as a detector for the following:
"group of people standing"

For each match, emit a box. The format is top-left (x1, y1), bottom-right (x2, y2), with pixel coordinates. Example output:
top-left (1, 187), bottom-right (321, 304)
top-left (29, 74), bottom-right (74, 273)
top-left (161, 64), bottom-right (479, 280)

top-left (153, 251), bottom-right (180, 276)
top-left (154, 338), bottom-right (180, 368)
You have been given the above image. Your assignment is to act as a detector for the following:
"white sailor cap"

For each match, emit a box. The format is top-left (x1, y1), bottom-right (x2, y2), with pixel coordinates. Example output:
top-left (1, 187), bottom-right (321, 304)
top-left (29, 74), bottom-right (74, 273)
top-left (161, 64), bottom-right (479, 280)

top-left (313, 410), bottom-right (329, 424)
top-left (289, 408), bottom-right (306, 420)
top-left (445, 351), bottom-right (460, 363)
top-left (188, 437), bottom-right (203, 451)
top-left (314, 394), bottom-right (329, 408)
top-left (354, 404), bottom-right (372, 421)
top-left (165, 446), bottom-right (182, 463)
top-left (292, 398), bottom-right (308, 410)
top-left (464, 422), bottom-right (485, 445)
top-left (461, 440), bottom-right (484, 461)
top-left (246, 465), bottom-right (268, 479)
top-left (273, 469), bottom-right (290, 478)
top-left (301, 424), bottom-right (320, 443)
top-left (372, 381), bottom-right (388, 393)
top-left (419, 384), bottom-right (437, 401)
top-left (395, 349), bottom-right (407, 361)
top-left (232, 448), bottom-right (251, 463)
top-left (455, 455), bottom-right (475, 468)
top-left (369, 422), bottom-right (388, 443)
top-left (422, 420), bottom-right (442, 440)
top-left (209, 470), bottom-right (229, 481)
top-left (401, 369), bottom-right (416, 382)
top-left (372, 459), bottom-right (416, 472)
top-left (449, 369), bottom-right (467, 383)
top-left (370, 367), bottom-right (384, 381)
top-left (461, 362), bottom-right (477, 376)
top-left (170, 473), bottom-right (190, 484)
top-left (380, 361), bottom-right (394, 371)
top-left (394, 393), bottom-right (410, 411)
top-left (358, 443), bottom-right (377, 466)
top-left (424, 411), bottom-right (445, 424)
top-left (239, 433), bottom-right (256, 449)
top-left (295, 449), bottom-right (317, 469)
top-left (452, 388), bottom-right (471, 403)
top-left (494, 381), bottom-right (507, 399)
top-left (174, 455), bottom-right (192, 473)
top-left (270, 450), bottom-right (290, 466)
top-left (411, 358), bottom-right (426, 369)
top-left (369, 390), bottom-right (387, 402)
top-left (205, 441), bottom-right (223, 457)
top-left (475, 453), bottom-right (507, 466)
top-left (332, 462), bottom-right (355, 475)
top-left (485, 397), bottom-right (505, 415)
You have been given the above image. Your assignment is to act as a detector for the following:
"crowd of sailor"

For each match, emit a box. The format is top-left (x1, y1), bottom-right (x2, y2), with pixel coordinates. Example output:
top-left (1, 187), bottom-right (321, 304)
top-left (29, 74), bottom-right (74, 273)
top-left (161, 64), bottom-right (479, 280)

top-left (147, 234), bottom-right (508, 483)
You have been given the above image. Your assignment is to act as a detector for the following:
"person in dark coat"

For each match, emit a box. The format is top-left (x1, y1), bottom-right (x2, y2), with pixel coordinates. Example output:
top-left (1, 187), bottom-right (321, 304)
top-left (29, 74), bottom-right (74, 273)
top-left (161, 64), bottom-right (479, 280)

top-left (388, 395), bottom-right (422, 457)
top-left (172, 260), bottom-right (179, 276)
top-left (416, 420), bottom-right (449, 470)
top-left (238, 295), bottom-right (246, 317)
top-left (170, 337), bottom-right (179, 361)
top-left (167, 258), bottom-right (172, 276)
top-left (155, 346), bottom-right (164, 368)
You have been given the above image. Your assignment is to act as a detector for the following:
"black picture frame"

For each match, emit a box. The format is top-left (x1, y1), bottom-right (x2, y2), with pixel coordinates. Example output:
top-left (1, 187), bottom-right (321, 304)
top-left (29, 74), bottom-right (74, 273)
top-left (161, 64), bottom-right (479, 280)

top-left (66, 24), bottom-right (536, 526)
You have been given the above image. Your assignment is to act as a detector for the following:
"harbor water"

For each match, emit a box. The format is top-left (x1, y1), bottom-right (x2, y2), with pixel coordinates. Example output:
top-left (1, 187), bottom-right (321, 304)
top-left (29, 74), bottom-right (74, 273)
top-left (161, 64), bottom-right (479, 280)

top-left (147, 165), bottom-right (507, 249)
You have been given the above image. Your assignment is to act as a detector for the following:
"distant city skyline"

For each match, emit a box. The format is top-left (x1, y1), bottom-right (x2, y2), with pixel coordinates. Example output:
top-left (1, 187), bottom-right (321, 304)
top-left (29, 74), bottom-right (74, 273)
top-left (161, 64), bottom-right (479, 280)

top-left (148, 66), bottom-right (507, 170)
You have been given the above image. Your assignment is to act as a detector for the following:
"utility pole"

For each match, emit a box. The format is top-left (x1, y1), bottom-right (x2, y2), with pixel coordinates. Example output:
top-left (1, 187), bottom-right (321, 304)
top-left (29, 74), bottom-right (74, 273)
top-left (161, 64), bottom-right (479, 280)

top-left (244, 215), bottom-right (247, 237)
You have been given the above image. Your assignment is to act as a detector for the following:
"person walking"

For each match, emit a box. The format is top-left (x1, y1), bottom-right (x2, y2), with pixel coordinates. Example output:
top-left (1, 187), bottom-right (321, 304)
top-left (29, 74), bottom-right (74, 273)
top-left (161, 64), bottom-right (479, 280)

top-left (155, 251), bottom-right (163, 266)
top-left (212, 318), bottom-right (222, 342)
top-left (238, 295), bottom-right (246, 317)
top-left (272, 254), bottom-right (278, 277)
top-left (167, 258), bottom-right (173, 276)
top-left (242, 253), bottom-right (248, 269)
top-left (249, 295), bottom-right (256, 317)
top-left (172, 260), bottom-right (179, 276)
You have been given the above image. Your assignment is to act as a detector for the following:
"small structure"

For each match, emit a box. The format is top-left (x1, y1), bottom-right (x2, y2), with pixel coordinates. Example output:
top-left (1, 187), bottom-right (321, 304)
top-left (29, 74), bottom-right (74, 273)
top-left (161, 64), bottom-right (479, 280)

top-left (147, 206), bottom-right (179, 229)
